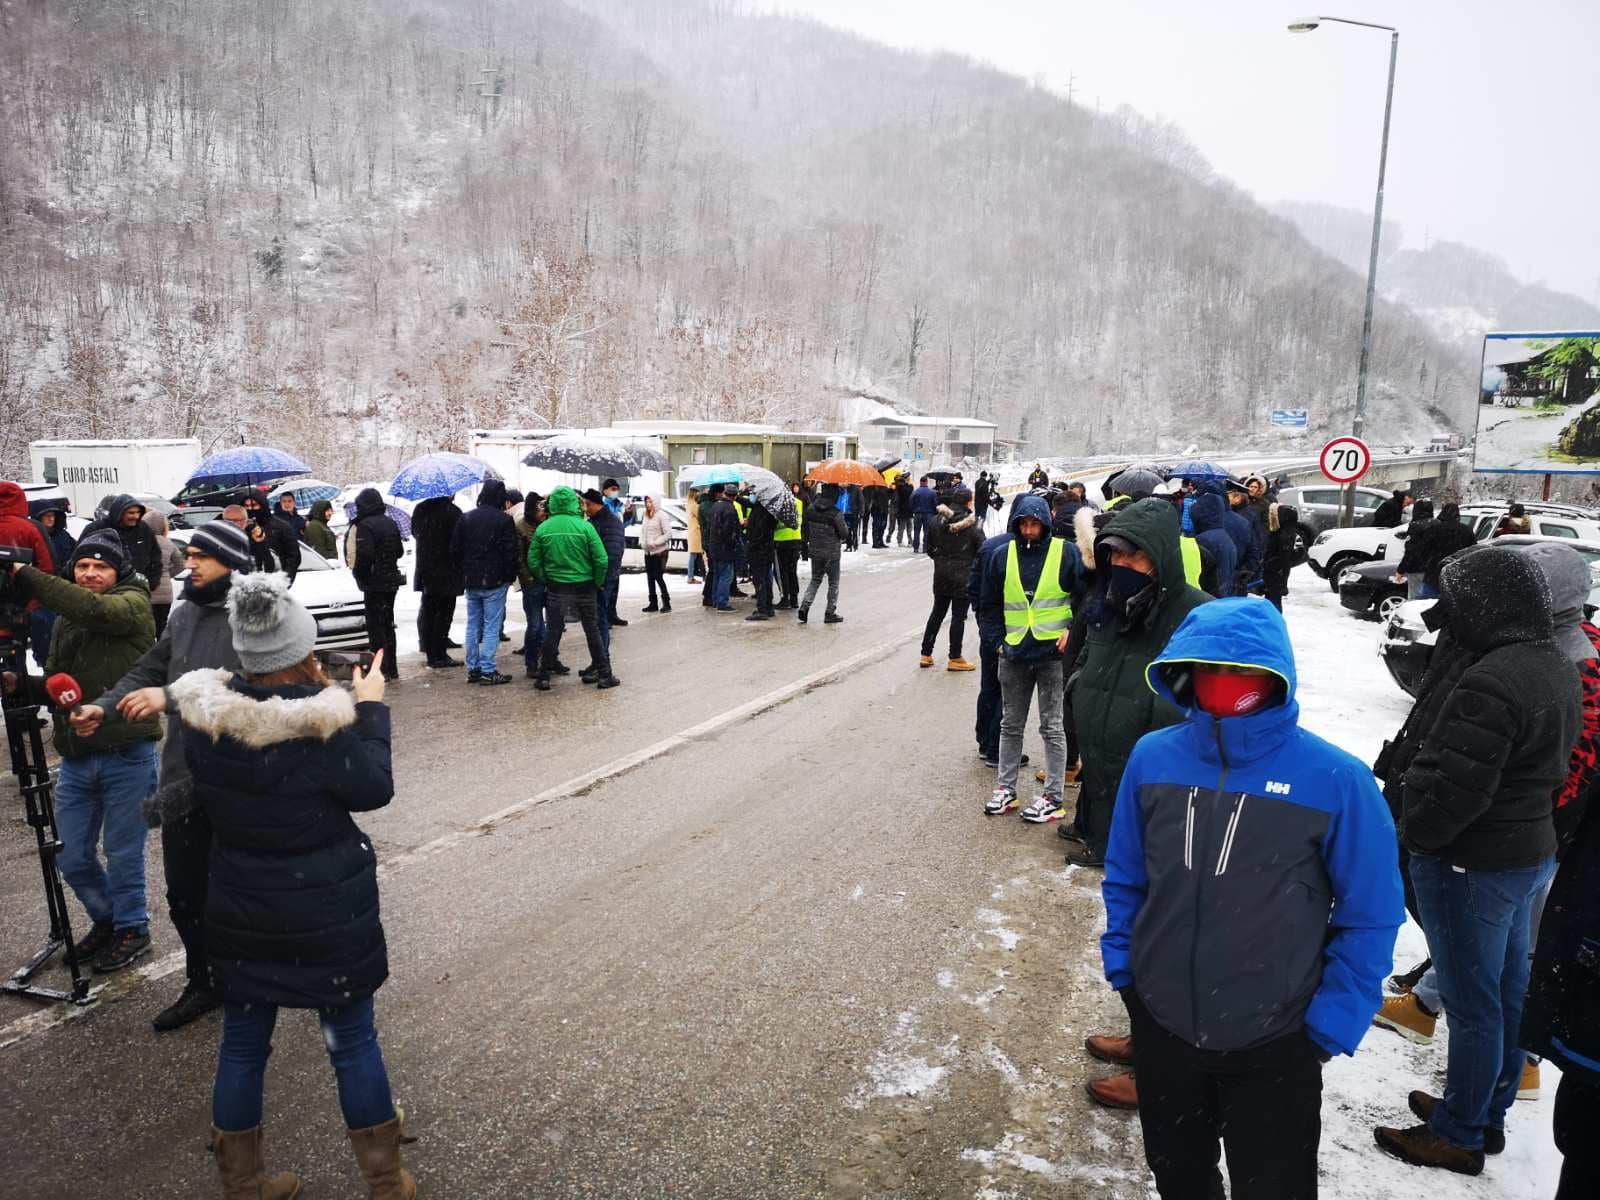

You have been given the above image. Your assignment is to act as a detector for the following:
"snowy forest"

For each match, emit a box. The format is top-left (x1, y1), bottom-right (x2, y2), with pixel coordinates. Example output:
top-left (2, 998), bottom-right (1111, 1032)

top-left (0, 0), bottom-right (1478, 479)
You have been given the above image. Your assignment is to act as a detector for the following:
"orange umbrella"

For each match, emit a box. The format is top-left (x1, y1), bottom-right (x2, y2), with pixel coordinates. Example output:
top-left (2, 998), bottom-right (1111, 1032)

top-left (806, 459), bottom-right (887, 487)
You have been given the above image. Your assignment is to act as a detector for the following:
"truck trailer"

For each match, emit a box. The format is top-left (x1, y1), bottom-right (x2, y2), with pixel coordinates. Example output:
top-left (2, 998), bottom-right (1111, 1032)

top-left (29, 439), bottom-right (202, 518)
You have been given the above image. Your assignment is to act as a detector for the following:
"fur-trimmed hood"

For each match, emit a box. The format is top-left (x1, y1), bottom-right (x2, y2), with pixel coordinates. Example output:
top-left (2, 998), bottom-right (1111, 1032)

top-left (169, 668), bottom-right (357, 748)
top-left (936, 503), bottom-right (976, 532)
top-left (1074, 507), bottom-right (1099, 569)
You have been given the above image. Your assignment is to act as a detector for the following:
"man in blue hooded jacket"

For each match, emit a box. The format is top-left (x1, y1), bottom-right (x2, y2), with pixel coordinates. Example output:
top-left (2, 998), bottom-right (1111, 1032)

top-left (1188, 493), bottom-right (1237, 597)
top-left (1101, 598), bottom-right (1403, 1199)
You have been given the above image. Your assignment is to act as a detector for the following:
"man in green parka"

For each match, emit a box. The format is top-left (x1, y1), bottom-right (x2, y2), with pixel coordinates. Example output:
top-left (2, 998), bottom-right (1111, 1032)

top-left (3, 530), bottom-right (160, 973)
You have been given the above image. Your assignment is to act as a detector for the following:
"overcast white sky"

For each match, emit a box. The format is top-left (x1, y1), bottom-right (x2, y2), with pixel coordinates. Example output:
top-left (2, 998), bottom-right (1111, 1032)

top-left (767, 0), bottom-right (1599, 302)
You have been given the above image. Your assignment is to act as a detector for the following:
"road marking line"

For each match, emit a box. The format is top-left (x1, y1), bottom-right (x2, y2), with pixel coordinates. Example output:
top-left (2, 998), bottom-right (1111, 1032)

top-left (0, 624), bottom-right (921, 1052)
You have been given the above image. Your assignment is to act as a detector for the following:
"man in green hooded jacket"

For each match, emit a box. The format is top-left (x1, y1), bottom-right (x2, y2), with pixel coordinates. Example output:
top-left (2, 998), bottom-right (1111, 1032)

top-left (528, 486), bottom-right (617, 690)
top-left (3, 530), bottom-right (160, 974)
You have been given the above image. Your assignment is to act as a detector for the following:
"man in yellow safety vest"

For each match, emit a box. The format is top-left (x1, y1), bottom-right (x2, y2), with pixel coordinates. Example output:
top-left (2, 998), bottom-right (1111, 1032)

top-left (972, 493), bottom-right (1088, 822)
top-left (773, 492), bottom-right (804, 610)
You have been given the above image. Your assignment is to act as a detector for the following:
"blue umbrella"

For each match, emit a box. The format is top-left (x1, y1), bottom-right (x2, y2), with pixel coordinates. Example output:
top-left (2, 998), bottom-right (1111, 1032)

top-left (390, 452), bottom-right (501, 501)
top-left (268, 478), bottom-right (341, 506)
top-left (344, 499), bottom-right (412, 539)
top-left (688, 464), bottom-right (744, 487)
top-left (188, 446), bottom-right (311, 484)
top-left (1168, 459), bottom-right (1232, 482)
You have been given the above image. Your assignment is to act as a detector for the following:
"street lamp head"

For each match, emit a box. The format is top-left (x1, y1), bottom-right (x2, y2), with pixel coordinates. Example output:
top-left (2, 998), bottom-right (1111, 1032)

top-left (1287, 17), bottom-right (1321, 31)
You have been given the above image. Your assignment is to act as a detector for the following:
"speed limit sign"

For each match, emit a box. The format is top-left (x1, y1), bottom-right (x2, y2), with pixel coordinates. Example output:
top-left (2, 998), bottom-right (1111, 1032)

top-left (1319, 436), bottom-right (1371, 484)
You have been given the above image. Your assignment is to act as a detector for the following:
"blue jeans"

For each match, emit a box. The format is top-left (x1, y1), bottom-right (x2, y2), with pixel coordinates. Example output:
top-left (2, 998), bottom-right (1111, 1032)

top-left (464, 585), bottom-right (508, 675)
top-left (521, 583), bottom-right (546, 670)
top-left (1409, 854), bottom-right (1556, 1149)
top-left (214, 997), bottom-right (395, 1132)
top-left (712, 560), bottom-right (734, 609)
top-left (687, 552), bottom-right (704, 580)
top-left (55, 743), bottom-right (157, 931)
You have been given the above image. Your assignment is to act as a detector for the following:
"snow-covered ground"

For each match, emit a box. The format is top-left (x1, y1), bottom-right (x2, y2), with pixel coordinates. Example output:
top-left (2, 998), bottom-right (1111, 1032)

top-left (1474, 395), bottom-right (1600, 472)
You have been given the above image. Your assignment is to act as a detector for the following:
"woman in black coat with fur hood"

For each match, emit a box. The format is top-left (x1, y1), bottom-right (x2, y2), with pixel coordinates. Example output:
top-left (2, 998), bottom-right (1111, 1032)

top-left (169, 573), bottom-right (417, 1199)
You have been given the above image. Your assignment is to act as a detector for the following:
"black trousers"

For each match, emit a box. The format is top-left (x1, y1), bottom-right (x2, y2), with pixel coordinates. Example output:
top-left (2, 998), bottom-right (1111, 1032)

top-left (976, 633), bottom-right (1002, 756)
top-left (750, 553), bottom-right (775, 614)
top-left (644, 552), bottom-right (670, 607)
top-left (922, 594), bottom-right (969, 657)
top-left (702, 558), bottom-right (717, 604)
top-left (1127, 991), bottom-right (1322, 1200)
top-left (542, 584), bottom-right (608, 676)
top-left (871, 509), bottom-right (889, 546)
top-left (152, 603), bottom-right (171, 638)
top-left (363, 588), bottom-right (399, 677)
top-left (1556, 1071), bottom-right (1600, 1200)
top-left (775, 543), bottom-right (801, 605)
top-left (162, 808), bottom-right (212, 988)
top-left (417, 591), bottom-right (457, 662)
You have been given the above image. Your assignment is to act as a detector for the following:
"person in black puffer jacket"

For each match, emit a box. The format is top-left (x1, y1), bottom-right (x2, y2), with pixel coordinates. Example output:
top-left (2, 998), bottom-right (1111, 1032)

top-left (348, 487), bottom-right (405, 681)
top-left (581, 487), bottom-right (628, 646)
top-left (450, 479), bottom-right (518, 684)
top-left (168, 572), bottom-right (415, 1199)
top-left (84, 493), bottom-right (163, 590)
top-left (1395, 502), bottom-right (1476, 600)
top-left (798, 484), bottom-right (850, 622)
top-left (1374, 545), bottom-right (1582, 1175)
top-left (921, 486), bottom-right (985, 668)
top-left (240, 492), bottom-right (301, 583)
top-left (1261, 503), bottom-right (1300, 611)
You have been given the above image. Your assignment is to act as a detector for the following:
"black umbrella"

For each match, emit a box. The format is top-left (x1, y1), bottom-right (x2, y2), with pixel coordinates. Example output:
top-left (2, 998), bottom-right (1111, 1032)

top-left (520, 435), bottom-right (640, 479)
top-left (872, 453), bottom-right (902, 473)
top-left (617, 440), bottom-right (669, 472)
top-left (925, 465), bottom-right (961, 482)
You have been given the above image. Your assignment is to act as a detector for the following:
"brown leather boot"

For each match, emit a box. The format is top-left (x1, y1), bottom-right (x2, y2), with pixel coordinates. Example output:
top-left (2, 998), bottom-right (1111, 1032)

top-left (1407, 1091), bottom-right (1505, 1155)
top-left (1085, 1070), bottom-right (1139, 1110)
top-left (1084, 1033), bottom-right (1135, 1066)
top-left (211, 1127), bottom-right (302, 1199)
top-left (1373, 1123), bottom-right (1484, 1175)
top-left (348, 1117), bottom-right (418, 1199)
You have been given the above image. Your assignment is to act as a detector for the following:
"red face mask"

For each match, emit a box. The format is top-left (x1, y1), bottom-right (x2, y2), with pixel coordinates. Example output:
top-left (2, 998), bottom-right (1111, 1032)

top-left (1192, 667), bottom-right (1279, 717)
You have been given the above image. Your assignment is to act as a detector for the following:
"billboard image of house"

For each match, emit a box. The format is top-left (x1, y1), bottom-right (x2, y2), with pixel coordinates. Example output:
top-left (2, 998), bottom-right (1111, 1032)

top-left (1473, 331), bottom-right (1600, 474)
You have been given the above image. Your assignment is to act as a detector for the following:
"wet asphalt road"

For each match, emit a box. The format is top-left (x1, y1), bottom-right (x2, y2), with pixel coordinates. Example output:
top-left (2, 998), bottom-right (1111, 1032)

top-left (0, 549), bottom-right (1122, 1198)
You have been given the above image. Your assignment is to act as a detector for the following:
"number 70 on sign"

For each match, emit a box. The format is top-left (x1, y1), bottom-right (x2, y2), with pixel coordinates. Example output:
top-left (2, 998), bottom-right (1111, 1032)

top-left (1319, 436), bottom-right (1371, 484)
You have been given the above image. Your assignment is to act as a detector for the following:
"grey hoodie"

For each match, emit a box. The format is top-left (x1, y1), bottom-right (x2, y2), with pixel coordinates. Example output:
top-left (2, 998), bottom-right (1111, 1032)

top-left (1513, 540), bottom-right (1597, 664)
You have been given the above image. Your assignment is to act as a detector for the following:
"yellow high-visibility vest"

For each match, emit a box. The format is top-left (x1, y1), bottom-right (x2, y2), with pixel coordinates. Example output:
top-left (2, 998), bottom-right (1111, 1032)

top-left (774, 499), bottom-right (803, 542)
top-left (1003, 537), bottom-right (1072, 645)
top-left (1180, 535), bottom-right (1203, 587)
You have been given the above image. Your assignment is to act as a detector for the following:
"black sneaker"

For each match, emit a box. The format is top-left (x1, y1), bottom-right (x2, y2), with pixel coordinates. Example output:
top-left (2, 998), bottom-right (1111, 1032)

top-left (445, 637), bottom-right (464, 649)
top-left (93, 927), bottom-right (151, 974)
top-left (72, 919), bottom-right (114, 962)
top-left (426, 657), bottom-right (463, 669)
top-left (596, 675), bottom-right (621, 690)
top-left (550, 662), bottom-right (573, 676)
top-left (580, 667), bottom-right (599, 683)
top-left (533, 674), bottom-right (551, 691)
top-left (466, 670), bottom-right (483, 683)
top-left (1057, 823), bottom-right (1088, 843)
top-left (797, 608), bottom-right (809, 624)
top-left (152, 982), bottom-right (221, 1032)
top-left (478, 672), bottom-right (513, 686)
top-left (610, 617), bottom-right (629, 628)
top-left (643, 603), bottom-right (660, 613)
top-left (824, 613), bottom-right (845, 624)
top-left (1063, 845), bottom-right (1105, 869)
top-left (745, 612), bottom-right (772, 622)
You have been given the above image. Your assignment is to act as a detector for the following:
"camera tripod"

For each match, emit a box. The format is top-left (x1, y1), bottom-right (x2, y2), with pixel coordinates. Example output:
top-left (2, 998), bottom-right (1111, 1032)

top-left (1, 627), bottom-right (93, 1005)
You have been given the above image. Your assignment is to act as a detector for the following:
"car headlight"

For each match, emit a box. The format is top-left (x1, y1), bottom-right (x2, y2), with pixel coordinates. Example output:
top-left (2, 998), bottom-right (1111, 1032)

top-left (1312, 532), bottom-right (1331, 546)
top-left (1339, 570), bottom-right (1361, 585)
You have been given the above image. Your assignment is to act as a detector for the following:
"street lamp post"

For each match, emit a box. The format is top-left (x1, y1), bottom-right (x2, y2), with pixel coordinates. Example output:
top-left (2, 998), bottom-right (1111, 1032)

top-left (1290, 15), bottom-right (1398, 527)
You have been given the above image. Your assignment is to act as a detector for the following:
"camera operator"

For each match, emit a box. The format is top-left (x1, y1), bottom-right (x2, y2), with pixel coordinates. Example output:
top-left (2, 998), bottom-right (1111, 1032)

top-left (71, 521), bottom-right (253, 1030)
top-left (2, 531), bottom-right (159, 974)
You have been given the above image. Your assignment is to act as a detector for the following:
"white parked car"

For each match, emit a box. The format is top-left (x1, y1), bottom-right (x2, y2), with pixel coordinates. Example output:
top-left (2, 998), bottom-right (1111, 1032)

top-left (169, 529), bottom-right (370, 653)
top-left (1306, 524), bottom-right (1411, 591)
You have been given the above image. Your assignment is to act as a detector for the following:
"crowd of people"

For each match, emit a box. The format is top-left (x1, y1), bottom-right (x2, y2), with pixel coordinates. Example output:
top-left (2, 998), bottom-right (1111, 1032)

top-left (2, 456), bottom-right (1598, 1199)
top-left (944, 461), bottom-right (1598, 1198)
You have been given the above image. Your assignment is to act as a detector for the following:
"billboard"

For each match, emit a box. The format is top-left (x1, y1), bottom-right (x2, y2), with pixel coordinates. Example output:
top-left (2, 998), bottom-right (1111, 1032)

top-left (1474, 331), bottom-right (1600, 474)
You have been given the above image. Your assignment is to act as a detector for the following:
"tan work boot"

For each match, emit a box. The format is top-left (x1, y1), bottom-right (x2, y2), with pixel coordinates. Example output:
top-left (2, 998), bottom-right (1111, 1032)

top-left (348, 1117), bottom-right (417, 1199)
top-left (1084, 1033), bottom-right (1136, 1066)
top-left (1372, 992), bottom-right (1436, 1043)
top-left (1085, 1070), bottom-right (1139, 1110)
top-left (918, 654), bottom-right (935, 668)
top-left (947, 657), bottom-right (976, 671)
top-left (211, 1127), bottom-right (302, 1200)
top-left (1518, 1059), bottom-right (1540, 1100)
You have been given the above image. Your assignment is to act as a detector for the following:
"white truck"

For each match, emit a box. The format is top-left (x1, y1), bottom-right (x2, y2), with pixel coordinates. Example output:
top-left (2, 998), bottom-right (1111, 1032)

top-left (29, 439), bottom-right (202, 518)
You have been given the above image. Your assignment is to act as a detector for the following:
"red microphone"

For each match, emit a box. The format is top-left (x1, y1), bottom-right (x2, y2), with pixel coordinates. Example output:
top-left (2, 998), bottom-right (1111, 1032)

top-left (45, 673), bottom-right (84, 715)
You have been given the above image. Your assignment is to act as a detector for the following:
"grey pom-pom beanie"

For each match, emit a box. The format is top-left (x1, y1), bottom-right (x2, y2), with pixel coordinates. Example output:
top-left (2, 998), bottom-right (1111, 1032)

top-left (227, 572), bottom-right (318, 674)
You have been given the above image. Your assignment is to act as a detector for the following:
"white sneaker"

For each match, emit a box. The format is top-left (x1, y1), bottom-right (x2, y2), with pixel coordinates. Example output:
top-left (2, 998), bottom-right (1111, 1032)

top-left (985, 787), bottom-right (1019, 816)
top-left (1020, 794), bottom-right (1065, 823)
